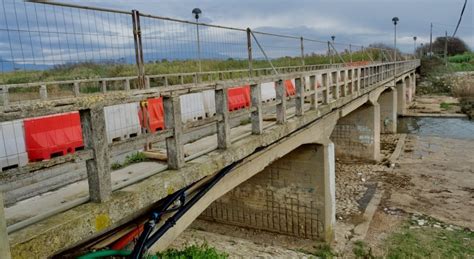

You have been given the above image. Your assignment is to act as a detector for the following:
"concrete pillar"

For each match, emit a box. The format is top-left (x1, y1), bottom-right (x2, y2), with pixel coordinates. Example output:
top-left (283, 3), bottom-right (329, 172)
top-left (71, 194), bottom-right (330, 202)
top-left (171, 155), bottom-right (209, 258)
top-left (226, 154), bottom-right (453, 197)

top-left (276, 80), bottom-right (287, 124)
top-left (396, 79), bottom-right (406, 115)
top-left (406, 75), bottom-right (413, 103)
top-left (0, 193), bottom-right (12, 259)
top-left (379, 88), bottom-right (397, 133)
top-left (330, 102), bottom-right (381, 162)
top-left (201, 143), bottom-right (336, 242)
top-left (80, 108), bottom-right (111, 202)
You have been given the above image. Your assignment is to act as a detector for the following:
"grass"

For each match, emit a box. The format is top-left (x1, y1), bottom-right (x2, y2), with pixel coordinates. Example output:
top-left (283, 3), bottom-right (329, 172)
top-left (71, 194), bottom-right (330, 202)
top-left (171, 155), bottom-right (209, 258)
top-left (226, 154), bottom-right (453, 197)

top-left (384, 220), bottom-right (473, 258)
top-left (0, 49), bottom-right (379, 85)
top-left (111, 152), bottom-right (148, 170)
top-left (295, 244), bottom-right (337, 258)
top-left (156, 243), bottom-right (227, 259)
top-left (440, 102), bottom-right (458, 110)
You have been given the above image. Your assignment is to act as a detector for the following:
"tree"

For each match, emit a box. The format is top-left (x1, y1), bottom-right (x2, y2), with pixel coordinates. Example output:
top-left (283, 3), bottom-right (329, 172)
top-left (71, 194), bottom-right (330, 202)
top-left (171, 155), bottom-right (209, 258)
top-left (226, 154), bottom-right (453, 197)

top-left (417, 36), bottom-right (470, 56)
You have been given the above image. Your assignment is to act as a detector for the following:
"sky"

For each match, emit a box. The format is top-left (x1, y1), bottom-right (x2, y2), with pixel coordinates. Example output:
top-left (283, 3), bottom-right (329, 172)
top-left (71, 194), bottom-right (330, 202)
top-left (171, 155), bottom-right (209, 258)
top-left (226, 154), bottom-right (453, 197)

top-left (61, 0), bottom-right (473, 49)
top-left (1, 0), bottom-right (473, 70)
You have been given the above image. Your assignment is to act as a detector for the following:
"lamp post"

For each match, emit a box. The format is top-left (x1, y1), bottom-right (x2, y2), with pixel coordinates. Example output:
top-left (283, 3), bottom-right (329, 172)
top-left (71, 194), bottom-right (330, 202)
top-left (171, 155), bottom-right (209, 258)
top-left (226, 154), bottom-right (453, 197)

top-left (413, 36), bottom-right (417, 57)
top-left (192, 8), bottom-right (202, 73)
top-left (392, 17), bottom-right (399, 62)
top-left (420, 43), bottom-right (424, 58)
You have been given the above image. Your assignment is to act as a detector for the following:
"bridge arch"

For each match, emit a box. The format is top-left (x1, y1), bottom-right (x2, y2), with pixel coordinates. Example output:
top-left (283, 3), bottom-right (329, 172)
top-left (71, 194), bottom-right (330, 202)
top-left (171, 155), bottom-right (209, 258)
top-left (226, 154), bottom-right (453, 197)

top-left (148, 114), bottom-right (339, 251)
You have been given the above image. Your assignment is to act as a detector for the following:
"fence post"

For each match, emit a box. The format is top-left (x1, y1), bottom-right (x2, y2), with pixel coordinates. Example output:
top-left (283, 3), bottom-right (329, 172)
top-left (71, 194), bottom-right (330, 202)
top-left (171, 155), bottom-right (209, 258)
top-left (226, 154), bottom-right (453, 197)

top-left (216, 87), bottom-right (231, 149)
top-left (80, 108), bottom-right (111, 203)
top-left (323, 73), bottom-right (330, 104)
top-left (0, 192), bottom-right (11, 259)
top-left (327, 41), bottom-right (332, 64)
top-left (250, 83), bottom-right (263, 134)
top-left (101, 80), bottom-right (107, 93)
top-left (73, 82), bottom-right (81, 96)
top-left (310, 75), bottom-right (317, 110)
top-left (300, 37), bottom-right (305, 66)
top-left (163, 94), bottom-right (184, 169)
top-left (276, 79), bottom-right (286, 124)
top-left (247, 28), bottom-right (253, 78)
top-left (295, 77), bottom-right (304, 116)
top-left (132, 10), bottom-right (146, 89)
top-left (0, 86), bottom-right (9, 107)
top-left (124, 79), bottom-right (131, 91)
top-left (349, 44), bottom-right (352, 63)
top-left (39, 84), bottom-right (48, 100)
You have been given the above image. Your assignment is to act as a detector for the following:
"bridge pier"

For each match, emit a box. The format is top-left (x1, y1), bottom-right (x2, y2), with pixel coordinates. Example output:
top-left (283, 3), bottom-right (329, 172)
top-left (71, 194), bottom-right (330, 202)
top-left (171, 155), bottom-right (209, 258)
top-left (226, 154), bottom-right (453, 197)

top-left (396, 79), bottom-right (406, 115)
top-left (201, 142), bottom-right (336, 242)
top-left (379, 87), bottom-right (397, 134)
top-left (330, 101), bottom-right (381, 162)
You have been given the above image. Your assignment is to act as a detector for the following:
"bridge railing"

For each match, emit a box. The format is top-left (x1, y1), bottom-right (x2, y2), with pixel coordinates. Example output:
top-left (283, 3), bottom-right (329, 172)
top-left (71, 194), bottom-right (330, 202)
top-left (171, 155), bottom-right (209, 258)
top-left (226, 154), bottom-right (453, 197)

top-left (2, 60), bottom-right (418, 234)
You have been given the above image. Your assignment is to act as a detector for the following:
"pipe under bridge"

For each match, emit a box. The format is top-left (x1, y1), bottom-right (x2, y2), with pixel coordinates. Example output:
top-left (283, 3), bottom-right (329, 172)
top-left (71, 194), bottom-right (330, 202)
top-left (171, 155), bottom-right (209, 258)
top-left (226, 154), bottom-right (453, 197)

top-left (1, 60), bottom-right (419, 258)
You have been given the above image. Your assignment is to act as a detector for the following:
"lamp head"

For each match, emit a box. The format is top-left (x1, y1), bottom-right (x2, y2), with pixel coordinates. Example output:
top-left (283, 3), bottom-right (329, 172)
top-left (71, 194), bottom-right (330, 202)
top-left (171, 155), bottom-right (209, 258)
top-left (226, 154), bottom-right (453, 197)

top-left (192, 8), bottom-right (202, 20)
top-left (392, 17), bottom-right (399, 25)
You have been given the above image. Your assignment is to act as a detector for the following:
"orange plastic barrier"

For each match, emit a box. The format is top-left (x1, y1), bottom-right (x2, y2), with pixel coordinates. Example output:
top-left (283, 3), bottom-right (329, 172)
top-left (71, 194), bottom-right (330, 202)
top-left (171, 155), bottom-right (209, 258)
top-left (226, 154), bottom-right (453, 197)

top-left (228, 85), bottom-right (250, 111)
top-left (24, 112), bottom-right (84, 162)
top-left (139, 98), bottom-right (165, 133)
top-left (284, 80), bottom-right (296, 96)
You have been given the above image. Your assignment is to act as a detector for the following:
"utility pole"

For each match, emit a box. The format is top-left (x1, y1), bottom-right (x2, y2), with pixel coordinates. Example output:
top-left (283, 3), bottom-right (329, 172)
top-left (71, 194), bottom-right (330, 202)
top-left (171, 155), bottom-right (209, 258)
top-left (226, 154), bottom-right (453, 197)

top-left (444, 31), bottom-right (448, 67)
top-left (429, 22), bottom-right (433, 58)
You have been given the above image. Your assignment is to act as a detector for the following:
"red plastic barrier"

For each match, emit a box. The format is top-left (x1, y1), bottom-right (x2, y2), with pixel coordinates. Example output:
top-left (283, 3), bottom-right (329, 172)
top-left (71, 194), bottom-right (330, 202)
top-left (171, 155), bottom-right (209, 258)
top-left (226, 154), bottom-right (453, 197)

top-left (139, 97), bottom-right (165, 133)
top-left (285, 80), bottom-right (296, 96)
top-left (228, 85), bottom-right (250, 111)
top-left (24, 112), bottom-right (84, 162)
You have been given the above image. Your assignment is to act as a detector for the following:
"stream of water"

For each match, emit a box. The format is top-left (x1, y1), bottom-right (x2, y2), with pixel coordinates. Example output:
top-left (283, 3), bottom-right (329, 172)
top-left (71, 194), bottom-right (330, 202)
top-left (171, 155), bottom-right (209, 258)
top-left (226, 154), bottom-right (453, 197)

top-left (397, 117), bottom-right (474, 140)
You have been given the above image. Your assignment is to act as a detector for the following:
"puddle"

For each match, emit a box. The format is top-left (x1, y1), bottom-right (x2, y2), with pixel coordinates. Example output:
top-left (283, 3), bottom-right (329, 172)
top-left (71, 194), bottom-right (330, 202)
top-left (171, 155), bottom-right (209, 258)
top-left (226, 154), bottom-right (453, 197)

top-left (398, 117), bottom-right (474, 140)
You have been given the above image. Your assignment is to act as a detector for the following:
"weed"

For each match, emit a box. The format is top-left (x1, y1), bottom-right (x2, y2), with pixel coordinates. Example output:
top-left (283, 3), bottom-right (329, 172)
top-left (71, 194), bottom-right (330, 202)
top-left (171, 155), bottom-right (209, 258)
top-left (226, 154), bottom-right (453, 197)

top-left (352, 240), bottom-right (375, 259)
top-left (156, 243), bottom-right (227, 259)
top-left (110, 152), bottom-right (148, 170)
top-left (385, 220), bottom-right (474, 258)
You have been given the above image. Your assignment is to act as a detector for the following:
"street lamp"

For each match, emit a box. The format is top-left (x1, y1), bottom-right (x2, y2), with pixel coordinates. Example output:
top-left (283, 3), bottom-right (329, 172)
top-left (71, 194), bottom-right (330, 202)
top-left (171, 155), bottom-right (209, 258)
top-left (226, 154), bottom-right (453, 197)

top-left (392, 17), bottom-right (399, 61)
top-left (413, 36), bottom-right (417, 57)
top-left (192, 8), bottom-right (202, 73)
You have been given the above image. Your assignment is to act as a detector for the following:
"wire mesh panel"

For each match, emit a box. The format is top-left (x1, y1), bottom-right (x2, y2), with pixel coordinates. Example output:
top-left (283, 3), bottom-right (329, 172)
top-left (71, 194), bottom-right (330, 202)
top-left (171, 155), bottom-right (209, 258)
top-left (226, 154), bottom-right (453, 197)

top-left (251, 32), bottom-right (302, 69)
top-left (139, 13), bottom-right (249, 82)
top-left (303, 39), bottom-right (331, 65)
top-left (0, 0), bottom-right (136, 86)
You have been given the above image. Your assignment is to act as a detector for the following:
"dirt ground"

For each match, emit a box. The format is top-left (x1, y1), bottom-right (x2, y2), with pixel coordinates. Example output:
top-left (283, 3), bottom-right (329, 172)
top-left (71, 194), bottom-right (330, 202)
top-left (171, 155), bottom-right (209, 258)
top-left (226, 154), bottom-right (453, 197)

top-left (408, 95), bottom-right (463, 115)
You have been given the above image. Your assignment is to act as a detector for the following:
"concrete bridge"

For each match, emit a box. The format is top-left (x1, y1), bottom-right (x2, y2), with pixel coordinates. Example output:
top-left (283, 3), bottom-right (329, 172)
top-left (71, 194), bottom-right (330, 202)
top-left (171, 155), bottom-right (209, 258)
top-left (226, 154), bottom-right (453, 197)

top-left (0, 60), bottom-right (419, 258)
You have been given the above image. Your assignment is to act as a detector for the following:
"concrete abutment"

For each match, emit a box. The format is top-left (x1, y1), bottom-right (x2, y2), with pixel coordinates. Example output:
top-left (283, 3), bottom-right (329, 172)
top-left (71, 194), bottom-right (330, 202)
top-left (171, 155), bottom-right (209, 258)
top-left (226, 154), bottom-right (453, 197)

top-left (200, 142), bottom-right (336, 242)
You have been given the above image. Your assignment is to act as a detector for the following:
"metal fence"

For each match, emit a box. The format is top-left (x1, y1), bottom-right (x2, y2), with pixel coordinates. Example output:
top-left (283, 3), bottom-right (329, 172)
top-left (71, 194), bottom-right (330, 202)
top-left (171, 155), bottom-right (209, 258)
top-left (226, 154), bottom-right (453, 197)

top-left (0, 0), bottom-right (414, 87)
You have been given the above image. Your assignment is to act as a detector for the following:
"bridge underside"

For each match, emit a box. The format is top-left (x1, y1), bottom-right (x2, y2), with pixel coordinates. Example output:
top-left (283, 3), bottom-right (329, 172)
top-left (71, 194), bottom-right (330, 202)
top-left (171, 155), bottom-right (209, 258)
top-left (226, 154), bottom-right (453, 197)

top-left (6, 68), bottom-right (417, 258)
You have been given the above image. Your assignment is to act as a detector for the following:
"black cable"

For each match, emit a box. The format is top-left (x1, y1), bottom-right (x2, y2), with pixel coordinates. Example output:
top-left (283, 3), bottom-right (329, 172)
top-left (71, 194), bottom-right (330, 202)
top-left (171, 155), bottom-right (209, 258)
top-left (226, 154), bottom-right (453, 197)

top-left (452, 0), bottom-right (468, 37)
top-left (130, 162), bottom-right (239, 259)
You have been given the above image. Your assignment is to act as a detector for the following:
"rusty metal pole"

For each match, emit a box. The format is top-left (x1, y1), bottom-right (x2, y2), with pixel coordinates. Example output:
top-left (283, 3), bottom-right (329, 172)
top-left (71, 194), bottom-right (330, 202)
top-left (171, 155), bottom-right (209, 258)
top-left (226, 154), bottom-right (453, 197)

top-left (132, 10), bottom-right (145, 89)
top-left (349, 44), bottom-right (352, 63)
top-left (328, 41), bottom-right (332, 65)
top-left (247, 28), bottom-right (253, 77)
top-left (300, 37), bottom-right (305, 67)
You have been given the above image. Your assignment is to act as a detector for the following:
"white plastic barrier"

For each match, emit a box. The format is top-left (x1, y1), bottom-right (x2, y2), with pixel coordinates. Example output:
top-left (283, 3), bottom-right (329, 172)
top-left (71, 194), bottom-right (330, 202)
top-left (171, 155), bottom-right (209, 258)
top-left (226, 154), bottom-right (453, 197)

top-left (0, 120), bottom-right (28, 171)
top-left (261, 82), bottom-right (276, 102)
top-left (104, 103), bottom-right (141, 143)
top-left (180, 93), bottom-right (206, 123)
top-left (201, 90), bottom-right (216, 117)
